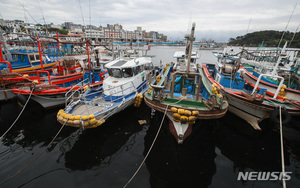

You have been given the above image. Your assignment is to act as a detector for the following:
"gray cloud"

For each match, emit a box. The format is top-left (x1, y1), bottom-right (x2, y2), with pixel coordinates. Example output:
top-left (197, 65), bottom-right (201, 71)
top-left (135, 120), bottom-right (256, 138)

top-left (1, 0), bottom-right (299, 41)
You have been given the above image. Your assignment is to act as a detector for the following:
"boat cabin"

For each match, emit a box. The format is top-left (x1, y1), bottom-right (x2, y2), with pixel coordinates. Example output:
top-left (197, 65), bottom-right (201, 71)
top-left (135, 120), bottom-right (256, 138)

top-left (105, 58), bottom-right (153, 79)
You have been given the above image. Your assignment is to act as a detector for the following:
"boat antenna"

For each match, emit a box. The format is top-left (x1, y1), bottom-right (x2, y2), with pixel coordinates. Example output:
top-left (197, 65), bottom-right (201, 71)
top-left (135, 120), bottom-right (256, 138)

top-left (37, 0), bottom-right (48, 36)
top-left (17, 0), bottom-right (39, 24)
top-left (78, 0), bottom-right (85, 31)
top-left (246, 17), bottom-right (252, 34)
top-left (277, 3), bottom-right (297, 48)
top-left (288, 23), bottom-right (300, 48)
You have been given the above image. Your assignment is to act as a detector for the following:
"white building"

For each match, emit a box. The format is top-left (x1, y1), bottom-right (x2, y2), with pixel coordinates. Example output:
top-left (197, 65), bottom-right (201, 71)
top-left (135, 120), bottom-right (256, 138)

top-left (85, 29), bottom-right (104, 39)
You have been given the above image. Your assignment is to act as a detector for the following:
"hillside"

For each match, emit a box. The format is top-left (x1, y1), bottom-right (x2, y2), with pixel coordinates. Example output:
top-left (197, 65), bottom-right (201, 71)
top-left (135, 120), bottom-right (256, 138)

top-left (228, 30), bottom-right (300, 48)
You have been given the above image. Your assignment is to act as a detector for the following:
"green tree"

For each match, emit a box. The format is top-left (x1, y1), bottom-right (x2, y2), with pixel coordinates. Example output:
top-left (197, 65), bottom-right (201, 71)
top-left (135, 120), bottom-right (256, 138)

top-left (228, 30), bottom-right (300, 48)
top-left (59, 29), bottom-right (68, 35)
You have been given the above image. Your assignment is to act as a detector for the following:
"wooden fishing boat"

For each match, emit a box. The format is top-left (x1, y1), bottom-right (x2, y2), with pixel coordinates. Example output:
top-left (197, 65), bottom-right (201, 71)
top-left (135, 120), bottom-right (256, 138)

top-left (11, 68), bottom-right (107, 109)
top-left (1, 38), bottom-right (111, 105)
top-left (0, 40), bottom-right (59, 73)
top-left (240, 64), bottom-right (300, 102)
top-left (236, 43), bottom-right (300, 102)
top-left (143, 23), bottom-right (228, 144)
top-left (203, 50), bottom-right (300, 130)
top-left (57, 55), bottom-right (156, 128)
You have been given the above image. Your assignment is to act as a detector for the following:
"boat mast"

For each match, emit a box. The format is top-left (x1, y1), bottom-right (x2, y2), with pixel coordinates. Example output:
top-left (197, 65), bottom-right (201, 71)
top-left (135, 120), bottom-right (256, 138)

top-left (277, 3), bottom-right (297, 48)
top-left (271, 41), bottom-right (288, 76)
top-left (185, 22), bottom-right (196, 74)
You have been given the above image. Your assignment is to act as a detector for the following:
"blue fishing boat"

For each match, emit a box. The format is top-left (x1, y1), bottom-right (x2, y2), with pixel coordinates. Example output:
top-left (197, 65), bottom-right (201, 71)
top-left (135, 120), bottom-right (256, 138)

top-left (57, 55), bottom-right (156, 128)
top-left (0, 39), bottom-right (60, 73)
top-left (202, 51), bottom-right (300, 130)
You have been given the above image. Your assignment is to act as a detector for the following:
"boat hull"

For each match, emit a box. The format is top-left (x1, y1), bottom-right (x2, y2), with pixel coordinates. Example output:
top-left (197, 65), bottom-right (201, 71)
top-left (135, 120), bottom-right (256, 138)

top-left (241, 66), bottom-right (300, 102)
top-left (202, 63), bottom-right (300, 130)
top-left (0, 89), bottom-right (15, 101)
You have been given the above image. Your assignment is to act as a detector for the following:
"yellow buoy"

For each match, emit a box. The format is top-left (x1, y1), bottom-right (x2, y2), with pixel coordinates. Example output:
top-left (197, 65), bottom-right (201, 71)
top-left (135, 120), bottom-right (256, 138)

top-left (171, 107), bottom-right (178, 113)
top-left (73, 120), bottom-right (80, 125)
top-left (82, 116), bottom-right (89, 121)
top-left (184, 110), bottom-right (192, 116)
top-left (83, 121), bottom-right (89, 127)
top-left (69, 116), bottom-right (75, 120)
top-left (89, 114), bottom-right (95, 119)
top-left (173, 118), bottom-right (180, 122)
top-left (178, 109), bottom-right (185, 115)
top-left (89, 118), bottom-right (98, 125)
top-left (192, 111), bottom-right (199, 116)
top-left (188, 116), bottom-right (197, 122)
top-left (75, 115), bottom-right (81, 120)
top-left (180, 116), bottom-right (188, 124)
top-left (173, 113), bottom-right (181, 121)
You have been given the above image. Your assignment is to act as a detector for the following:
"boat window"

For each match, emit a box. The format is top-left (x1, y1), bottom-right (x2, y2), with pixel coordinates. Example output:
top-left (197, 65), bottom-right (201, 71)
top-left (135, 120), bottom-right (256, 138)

top-left (29, 55), bottom-right (35, 61)
top-left (140, 65), bottom-right (144, 71)
top-left (145, 63), bottom-right (150, 70)
top-left (108, 68), bottom-right (122, 78)
top-left (133, 66), bottom-right (141, 75)
top-left (12, 54), bottom-right (18, 61)
top-left (122, 68), bottom-right (133, 78)
top-left (35, 55), bottom-right (40, 61)
top-left (19, 55), bottom-right (26, 62)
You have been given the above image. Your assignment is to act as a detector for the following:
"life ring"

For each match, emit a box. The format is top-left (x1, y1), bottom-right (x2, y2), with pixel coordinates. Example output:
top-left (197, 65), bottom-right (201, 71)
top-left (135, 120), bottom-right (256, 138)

top-left (270, 108), bottom-right (292, 125)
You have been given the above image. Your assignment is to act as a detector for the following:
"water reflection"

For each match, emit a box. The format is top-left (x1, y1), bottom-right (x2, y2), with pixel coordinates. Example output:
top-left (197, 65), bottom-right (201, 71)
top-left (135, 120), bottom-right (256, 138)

top-left (0, 99), bottom-right (76, 150)
top-left (62, 105), bottom-right (149, 171)
top-left (212, 111), bottom-right (300, 187)
top-left (214, 112), bottom-right (284, 172)
top-left (145, 111), bottom-right (216, 187)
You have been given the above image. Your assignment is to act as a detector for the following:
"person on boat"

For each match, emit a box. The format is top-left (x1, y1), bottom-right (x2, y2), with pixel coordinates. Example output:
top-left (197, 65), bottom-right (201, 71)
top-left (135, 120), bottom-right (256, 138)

top-left (159, 60), bottom-right (163, 72)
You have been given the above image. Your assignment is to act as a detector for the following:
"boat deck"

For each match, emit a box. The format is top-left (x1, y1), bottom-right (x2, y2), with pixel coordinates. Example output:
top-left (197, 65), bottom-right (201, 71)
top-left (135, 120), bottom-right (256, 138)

top-left (71, 98), bottom-right (115, 116)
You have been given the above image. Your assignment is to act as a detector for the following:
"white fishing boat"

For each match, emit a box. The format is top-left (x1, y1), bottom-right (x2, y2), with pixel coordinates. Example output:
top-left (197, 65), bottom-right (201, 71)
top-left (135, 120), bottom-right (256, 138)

top-left (57, 56), bottom-right (156, 128)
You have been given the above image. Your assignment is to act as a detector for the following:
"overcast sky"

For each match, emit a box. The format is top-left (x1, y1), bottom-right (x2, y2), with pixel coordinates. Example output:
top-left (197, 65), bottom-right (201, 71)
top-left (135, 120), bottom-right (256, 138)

top-left (0, 0), bottom-right (300, 42)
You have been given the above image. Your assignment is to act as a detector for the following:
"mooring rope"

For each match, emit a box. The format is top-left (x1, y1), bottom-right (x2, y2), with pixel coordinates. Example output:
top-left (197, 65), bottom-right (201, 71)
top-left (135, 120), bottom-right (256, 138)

top-left (0, 117), bottom-right (68, 185)
top-left (0, 87), bottom-right (34, 140)
top-left (0, 88), bottom-right (12, 92)
top-left (279, 106), bottom-right (287, 188)
top-left (123, 104), bottom-right (170, 188)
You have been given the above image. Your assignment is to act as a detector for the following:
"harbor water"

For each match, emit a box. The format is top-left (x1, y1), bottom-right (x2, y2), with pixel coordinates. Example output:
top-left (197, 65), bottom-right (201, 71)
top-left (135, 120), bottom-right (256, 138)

top-left (0, 46), bottom-right (300, 188)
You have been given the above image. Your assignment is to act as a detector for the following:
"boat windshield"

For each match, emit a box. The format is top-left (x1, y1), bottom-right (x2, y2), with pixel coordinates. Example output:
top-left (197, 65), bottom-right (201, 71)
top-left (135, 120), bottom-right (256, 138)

top-left (122, 68), bottom-right (133, 78)
top-left (108, 68), bottom-right (122, 78)
top-left (144, 63), bottom-right (153, 70)
top-left (133, 66), bottom-right (141, 75)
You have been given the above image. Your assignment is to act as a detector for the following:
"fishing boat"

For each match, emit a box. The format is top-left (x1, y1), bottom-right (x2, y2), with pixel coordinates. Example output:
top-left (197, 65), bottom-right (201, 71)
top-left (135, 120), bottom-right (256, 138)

top-left (56, 55), bottom-right (155, 128)
top-left (173, 49), bottom-right (199, 72)
top-left (11, 65), bottom-right (107, 109)
top-left (203, 50), bottom-right (300, 130)
top-left (240, 63), bottom-right (300, 102)
top-left (239, 47), bottom-right (300, 102)
top-left (1, 37), bottom-right (112, 105)
top-left (0, 37), bottom-right (60, 73)
top-left (143, 23), bottom-right (228, 144)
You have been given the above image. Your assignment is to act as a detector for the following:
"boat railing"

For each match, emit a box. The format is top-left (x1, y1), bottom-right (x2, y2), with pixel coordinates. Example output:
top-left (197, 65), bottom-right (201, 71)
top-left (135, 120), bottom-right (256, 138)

top-left (81, 80), bottom-right (147, 106)
top-left (36, 70), bottom-right (51, 85)
top-left (251, 73), bottom-right (284, 99)
top-left (0, 60), bottom-right (12, 73)
top-left (65, 78), bottom-right (89, 107)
